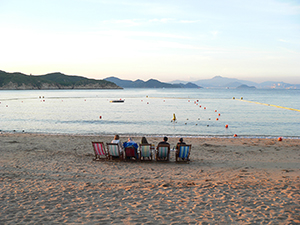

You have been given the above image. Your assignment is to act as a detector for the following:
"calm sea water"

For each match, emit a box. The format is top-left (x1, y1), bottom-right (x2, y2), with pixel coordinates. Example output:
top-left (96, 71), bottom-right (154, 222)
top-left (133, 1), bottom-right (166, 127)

top-left (0, 88), bottom-right (299, 138)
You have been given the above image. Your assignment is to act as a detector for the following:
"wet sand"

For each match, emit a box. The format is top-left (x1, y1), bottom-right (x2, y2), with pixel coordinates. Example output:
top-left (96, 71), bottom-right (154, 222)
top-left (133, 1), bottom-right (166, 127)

top-left (1, 133), bottom-right (299, 224)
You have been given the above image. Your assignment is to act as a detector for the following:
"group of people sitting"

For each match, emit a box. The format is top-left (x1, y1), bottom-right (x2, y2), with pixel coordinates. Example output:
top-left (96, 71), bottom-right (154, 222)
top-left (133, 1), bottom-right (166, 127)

top-left (110, 135), bottom-right (186, 159)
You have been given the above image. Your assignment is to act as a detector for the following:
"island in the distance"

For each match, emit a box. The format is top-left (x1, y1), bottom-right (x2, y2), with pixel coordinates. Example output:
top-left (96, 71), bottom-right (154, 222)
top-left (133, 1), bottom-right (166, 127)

top-left (0, 70), bottom-right (201, 90)
top-left (0, 70), bottom-right (121, 90)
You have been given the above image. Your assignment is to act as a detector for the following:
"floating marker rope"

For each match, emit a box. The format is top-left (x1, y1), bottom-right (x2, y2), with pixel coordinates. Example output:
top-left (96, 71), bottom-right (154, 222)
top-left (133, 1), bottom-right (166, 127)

top-left (236, 99), bottom-right (300, 112)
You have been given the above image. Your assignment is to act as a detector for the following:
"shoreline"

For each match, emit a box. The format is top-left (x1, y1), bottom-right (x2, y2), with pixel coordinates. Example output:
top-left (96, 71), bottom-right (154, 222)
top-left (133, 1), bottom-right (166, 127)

top-left (1, 133), bottom-right (299, 224)
top-left (1, 131), bottom-right (299, 140)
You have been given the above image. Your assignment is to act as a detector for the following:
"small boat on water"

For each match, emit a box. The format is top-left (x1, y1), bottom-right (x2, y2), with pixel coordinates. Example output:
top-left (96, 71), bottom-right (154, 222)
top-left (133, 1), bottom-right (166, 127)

top-left (110, 99), bottom-right (125, 103)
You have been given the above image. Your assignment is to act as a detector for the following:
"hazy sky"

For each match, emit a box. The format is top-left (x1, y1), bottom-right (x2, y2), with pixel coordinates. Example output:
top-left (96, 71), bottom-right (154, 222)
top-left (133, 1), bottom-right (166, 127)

top-left (1, 0), bottom-right (300, 83)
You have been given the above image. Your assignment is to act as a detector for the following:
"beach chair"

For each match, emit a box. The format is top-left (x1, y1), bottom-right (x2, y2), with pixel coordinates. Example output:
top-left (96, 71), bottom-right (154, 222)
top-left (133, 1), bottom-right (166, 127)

top-left (106, 143), bottom-right (123, 160)
top-left (92, 142), bottom-right (108, 160)
top-left (124, 146), bottom-right (138, 161)
top-left (176, 144), bottom-right (191, 162)
top-left (139, 144), bottom-right (152, 161)
top-left (156, 144), bottom-right (170, 161)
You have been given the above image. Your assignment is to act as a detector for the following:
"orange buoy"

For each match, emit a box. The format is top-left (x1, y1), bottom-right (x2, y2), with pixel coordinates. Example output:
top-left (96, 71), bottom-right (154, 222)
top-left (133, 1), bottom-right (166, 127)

top-left (215, 110), bottom-right (217, 112)
top-left (216, 118), bottom-right (219, 121)
top-left (233, 134), bottom-right (237, 137)
top-left (199, 105), bottom-right (201, 108)
top-left (218, 113), bottom-right (221, 116)
top-left (99, 116), bottom-right (102, 119)
top-left (225, 124), bottom-right (229, 128)
top-left (204, 107), bottom-right (206, 109)
top-left (278, 137), bottom-right (283, 141)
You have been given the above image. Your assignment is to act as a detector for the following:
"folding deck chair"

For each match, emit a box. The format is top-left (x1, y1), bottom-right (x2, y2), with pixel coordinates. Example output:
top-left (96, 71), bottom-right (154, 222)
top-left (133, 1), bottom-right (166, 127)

top-left (139, 144), bottom-right (152, 161)
top-left (124, 146), bottom-right (138, 161)
top-left (176, 144), bottom-right (191, 162)
top-left (156, 144), bottom-right (170, 161)
top-left (92, 142), bottom-right (108, 160)
top-left (106, 143), bottom-right (124, 160)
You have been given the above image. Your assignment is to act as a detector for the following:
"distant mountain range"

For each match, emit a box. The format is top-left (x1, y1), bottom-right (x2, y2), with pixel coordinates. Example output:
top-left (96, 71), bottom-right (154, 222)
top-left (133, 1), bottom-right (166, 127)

top-left (104, 77), bottom-right (200, 88)
top-left (1, 69), bottom-right (298, 90)
top-left (0, 70), bottom-right (121, 90)
top-left (171, 76), bottom-right (300, 89)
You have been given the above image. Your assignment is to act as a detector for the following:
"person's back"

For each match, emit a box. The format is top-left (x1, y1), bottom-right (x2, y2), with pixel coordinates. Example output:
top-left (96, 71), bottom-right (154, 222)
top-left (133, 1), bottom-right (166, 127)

top-left (158, 136), bottom-right (170, 146)
top-left (141, 136), bottom-right (148, 144)
top-left (123, 137), bottom-right (138, 159)
top-left (176, 138), bottom-right (186, 150)
top-left (124, 138), bottom-right (138, 149)
top-left (111, 135), bottom-right (123, 153)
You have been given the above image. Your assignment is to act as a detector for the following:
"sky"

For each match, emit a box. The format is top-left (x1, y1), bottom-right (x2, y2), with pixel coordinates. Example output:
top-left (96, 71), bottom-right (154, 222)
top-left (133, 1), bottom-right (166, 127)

top-left (1, 0), bottom-right (300, 84)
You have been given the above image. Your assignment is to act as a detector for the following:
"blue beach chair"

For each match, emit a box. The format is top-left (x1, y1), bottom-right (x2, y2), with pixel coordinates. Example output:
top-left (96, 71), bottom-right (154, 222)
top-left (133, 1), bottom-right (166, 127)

top-left (176, 144), bottom-right (191, 162)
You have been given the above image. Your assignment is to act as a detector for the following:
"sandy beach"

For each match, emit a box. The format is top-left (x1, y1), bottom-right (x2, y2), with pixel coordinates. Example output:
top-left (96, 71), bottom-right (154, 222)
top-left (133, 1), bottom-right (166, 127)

top-left (0, 133), bottom-right (299, 224)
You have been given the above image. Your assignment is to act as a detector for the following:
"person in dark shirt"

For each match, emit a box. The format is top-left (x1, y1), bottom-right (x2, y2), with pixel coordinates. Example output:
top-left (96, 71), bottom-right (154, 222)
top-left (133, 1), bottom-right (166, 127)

top-left (158, 136), bottom-right (170, 146)
top-left (175, 138), bottom-right (186, 150)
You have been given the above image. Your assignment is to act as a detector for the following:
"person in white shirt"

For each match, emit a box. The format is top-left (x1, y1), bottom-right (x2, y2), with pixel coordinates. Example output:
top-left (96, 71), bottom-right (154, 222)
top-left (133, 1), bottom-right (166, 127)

top-left (111, 135), bottom-right (123, 154)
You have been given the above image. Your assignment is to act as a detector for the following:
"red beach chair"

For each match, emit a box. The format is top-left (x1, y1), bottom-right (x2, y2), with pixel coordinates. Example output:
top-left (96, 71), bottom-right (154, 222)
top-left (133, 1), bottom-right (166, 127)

top-left (92, 142), bottom-right (108, 160)
top-left (125, 146), bottom-right (138, 160)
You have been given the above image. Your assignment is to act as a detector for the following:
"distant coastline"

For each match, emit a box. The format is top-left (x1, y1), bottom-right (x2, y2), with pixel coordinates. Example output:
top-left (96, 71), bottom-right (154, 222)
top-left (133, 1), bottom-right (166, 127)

top-left (1, 70), bottom-right (299, 90)
top-left (0, 70), bottom-right (121, 90)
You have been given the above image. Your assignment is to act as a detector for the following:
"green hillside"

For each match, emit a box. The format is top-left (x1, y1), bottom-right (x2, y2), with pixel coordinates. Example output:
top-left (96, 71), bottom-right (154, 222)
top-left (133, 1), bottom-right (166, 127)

top-left (0, 70), bottom-right (121, 89)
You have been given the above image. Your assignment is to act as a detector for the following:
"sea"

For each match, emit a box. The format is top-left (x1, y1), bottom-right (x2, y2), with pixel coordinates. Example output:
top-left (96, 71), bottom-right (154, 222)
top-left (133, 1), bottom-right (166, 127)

top-left (0, 88), bottom-right (299, 138)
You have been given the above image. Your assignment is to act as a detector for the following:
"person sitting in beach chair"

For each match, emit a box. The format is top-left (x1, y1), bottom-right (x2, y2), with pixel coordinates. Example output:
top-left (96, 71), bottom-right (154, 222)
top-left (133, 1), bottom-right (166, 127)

top-left (111, 135), bottom-right (123, 155)
top-left (141, 136), bottom-right (149, 144)
top-left (175, 138), bottom-right (186, 150)
top-left (175, 138), bottom-right (191, 162)
top-left (156, 137), bottom-right (170, 161)
top-left (139, 143), bottom-right (152, 161)
top-left (106, 142), bottom-right (124, 160)
top-left (123, 137), bottom-right (139, 160)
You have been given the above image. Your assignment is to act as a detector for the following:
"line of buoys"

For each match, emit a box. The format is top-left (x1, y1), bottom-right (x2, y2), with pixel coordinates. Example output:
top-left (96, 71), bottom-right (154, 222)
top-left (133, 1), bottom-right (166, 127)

top-left (236, 99), bottom-right (300, 112)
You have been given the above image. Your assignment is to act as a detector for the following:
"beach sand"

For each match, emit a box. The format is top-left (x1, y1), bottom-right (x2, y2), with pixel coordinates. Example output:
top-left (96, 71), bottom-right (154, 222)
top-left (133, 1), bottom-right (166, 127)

top-left (0, 133), bottom-right (299, 224)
